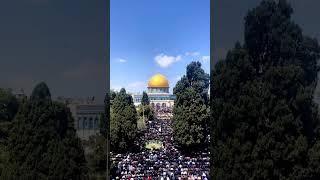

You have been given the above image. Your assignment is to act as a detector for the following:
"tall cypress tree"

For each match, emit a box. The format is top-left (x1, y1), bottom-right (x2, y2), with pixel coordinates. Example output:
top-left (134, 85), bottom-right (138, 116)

top-left (139, 91), bottom-right (153, 123)
top-left (173, 61), bottom-right (210, 152)
top-left (110, 88), bottom-right (138, 153)
top-left (3, 82), bottom-right (88, 179)
top-left (212, 0), bottom-right (320, 179)
top-left (141, 91), bottom-right (150, 106)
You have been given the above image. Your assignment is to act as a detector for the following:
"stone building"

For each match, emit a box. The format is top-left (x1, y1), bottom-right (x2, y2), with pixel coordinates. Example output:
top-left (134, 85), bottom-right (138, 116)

top-left (57, 96), bottom-right (104, 140)
top-left (132, 73), bottom-right (175, 111)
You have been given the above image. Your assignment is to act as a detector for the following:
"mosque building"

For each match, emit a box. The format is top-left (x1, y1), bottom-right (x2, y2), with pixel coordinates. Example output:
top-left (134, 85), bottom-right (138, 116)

top-left (132, 73), bottom-right (175, 110)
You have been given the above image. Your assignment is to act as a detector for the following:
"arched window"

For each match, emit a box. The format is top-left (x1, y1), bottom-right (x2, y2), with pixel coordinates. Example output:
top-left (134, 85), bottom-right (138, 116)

top-left (89, 117), bottom-right (93, 129)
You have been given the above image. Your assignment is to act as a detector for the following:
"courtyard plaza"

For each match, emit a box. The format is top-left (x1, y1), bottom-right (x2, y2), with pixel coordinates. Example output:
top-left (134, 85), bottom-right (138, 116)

top-left (110, 110), bottom-right (210, 179)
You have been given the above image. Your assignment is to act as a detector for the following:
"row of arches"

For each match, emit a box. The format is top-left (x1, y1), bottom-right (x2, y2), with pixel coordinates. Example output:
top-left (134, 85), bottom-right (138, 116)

top-left (77, 117), bottom-right (99, 130)
top-left (150, 102), bottom-right (174, 111)
top-left (151, 102), bottom-right (166, 109)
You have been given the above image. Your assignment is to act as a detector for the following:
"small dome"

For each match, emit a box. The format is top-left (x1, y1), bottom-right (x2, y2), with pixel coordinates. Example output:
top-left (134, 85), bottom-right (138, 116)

top-left (148, 74), bottom-right (169, 88)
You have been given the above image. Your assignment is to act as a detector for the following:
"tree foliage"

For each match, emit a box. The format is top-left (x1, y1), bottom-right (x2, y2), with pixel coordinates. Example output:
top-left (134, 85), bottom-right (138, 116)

top-left (0, 89), bottom-right (19, 176)
top-left (212, 0), bottom-right (320, 179)
top-left (100, 92), bottom-right (109, 139)
top-left (137, 104), bottom-right (154, 122)
top-left (2, 82), bottom-right (88, 179)
top-left (173, 61), bottom-right (210, 152)
top-left (0, 88), bottom-right (19, 123)
top-left (0, 88), bottom-right (19, 139)
top-left (86, 134), bottom-right (108, 179)
top-left (110, 88), bottom-right (138, 153)
top-left (141, 91), bottom-right (150, 106)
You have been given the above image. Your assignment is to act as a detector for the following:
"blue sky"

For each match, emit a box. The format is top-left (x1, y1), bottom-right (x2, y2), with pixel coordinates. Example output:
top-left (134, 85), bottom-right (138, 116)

top-left (110, 0), bottom-right (210, 93)
top-left (0, 0), bottom-right (318, 102)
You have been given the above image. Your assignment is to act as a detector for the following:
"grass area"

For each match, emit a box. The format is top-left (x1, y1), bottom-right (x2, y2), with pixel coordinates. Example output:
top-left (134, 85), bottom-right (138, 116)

top-left (145, 141), bottom-right (163, 150)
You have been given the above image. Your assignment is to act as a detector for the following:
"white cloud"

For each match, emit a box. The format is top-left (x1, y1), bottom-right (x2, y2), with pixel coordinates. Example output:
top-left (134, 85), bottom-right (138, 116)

top-left (185, 51), bottom-right (200, 57)
top-left (117, 58), bottom-right (127, 63)
top-left (154, 54), bottom-right (182, 68)
top-left (202, 56), bottom-right (210, 63)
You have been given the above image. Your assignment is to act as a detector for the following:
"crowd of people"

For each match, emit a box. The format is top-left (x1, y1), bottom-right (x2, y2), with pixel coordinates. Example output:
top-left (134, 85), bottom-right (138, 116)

top-left (110, 110), bottom-right (210, 179)
top-left (155, 108), bottom-right (173, 120)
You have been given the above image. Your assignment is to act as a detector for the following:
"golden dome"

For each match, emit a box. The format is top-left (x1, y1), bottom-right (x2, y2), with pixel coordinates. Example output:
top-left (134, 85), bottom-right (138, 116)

top-left (148, 73), bottom-right (169, 88)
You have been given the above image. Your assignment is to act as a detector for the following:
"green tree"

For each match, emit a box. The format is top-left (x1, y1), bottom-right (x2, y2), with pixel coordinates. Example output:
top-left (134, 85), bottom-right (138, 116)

top-left (110, 90), bottom-right (116, 104)
top-left (141, 91), bottom-right (150, 106)
top-left (137, 104), bottom-right (154, 131)
top-left (0, 88), bottom-right (19, 139)
top-left (212, 0), bottom-right (320, 179)
top-left (0, 88), bottom-right (19, 122)
top-left (0, 89), bottom-right (19, 176)
top-left (138, 104), bottom-right (154, 122)
top-left (172, 61), bottom-right (210, 152)
top-left (110, 88), bottom-right (138, 153)
top-left (100, 92), bottom-right (109, 138)
top-left (86, 135), bottom-right (108, 179)
top-left (139, 91), bottom-right (153, 126)
top-left (3, 82), bottom-right (88, 179)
